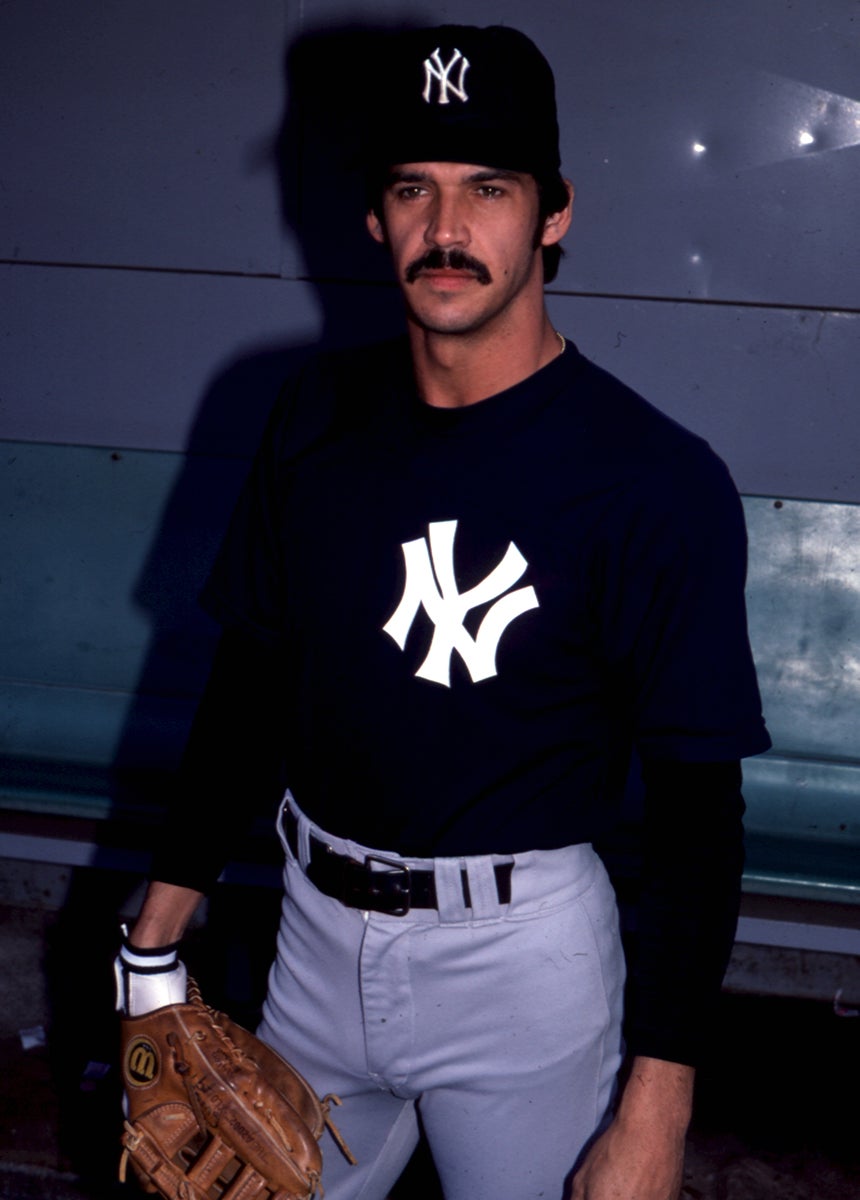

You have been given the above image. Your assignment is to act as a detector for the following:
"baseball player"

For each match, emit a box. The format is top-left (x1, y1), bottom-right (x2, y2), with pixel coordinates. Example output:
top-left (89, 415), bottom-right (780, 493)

top-left (117, 25), bottom-right (770, 1200)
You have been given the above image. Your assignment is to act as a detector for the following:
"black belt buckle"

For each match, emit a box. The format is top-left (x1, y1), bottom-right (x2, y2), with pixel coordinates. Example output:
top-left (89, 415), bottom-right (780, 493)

top-left (360, 854), bottom-right (411, 916)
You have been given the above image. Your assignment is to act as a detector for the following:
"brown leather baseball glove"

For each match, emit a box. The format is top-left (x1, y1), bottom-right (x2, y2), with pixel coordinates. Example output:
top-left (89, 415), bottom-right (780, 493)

top-left (119, 978), bottom-right (355, 1200)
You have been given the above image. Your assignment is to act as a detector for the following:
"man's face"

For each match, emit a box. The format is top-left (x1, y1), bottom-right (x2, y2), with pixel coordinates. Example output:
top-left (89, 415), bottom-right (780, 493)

top-left (367, 162), bottom-right (565, 338)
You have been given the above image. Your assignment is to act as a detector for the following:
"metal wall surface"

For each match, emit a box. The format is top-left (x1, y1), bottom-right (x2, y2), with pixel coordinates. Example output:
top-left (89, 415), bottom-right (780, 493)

top-left (7, 0), bottom-right (856, 302)
top-left (1, 0), bottom-right (858, 780)
top-left (296, 0), bottom-right (860, 311)
top-left (0, 264), bottom-right (324, 453)
top-left (744, 497), bottom-right (860, 759)
top-left (2, 0), bottom-right (857, 501)
top-left (546, 294), bottom-right (860, 501)
top-left (4, 262), bottom-right (857, 498)
top-left (1, 440), bottom-right (229, 771)
top-left (1, 0), bottom-right (292, 275)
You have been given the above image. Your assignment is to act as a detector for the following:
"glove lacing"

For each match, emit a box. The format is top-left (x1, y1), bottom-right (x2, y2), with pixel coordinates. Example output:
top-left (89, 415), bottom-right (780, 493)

top-left (180, 979), bottom-right (356, 1169)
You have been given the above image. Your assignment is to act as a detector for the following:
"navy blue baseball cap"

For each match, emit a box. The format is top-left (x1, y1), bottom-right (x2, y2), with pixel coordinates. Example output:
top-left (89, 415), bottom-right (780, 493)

top-left (364, 25), bottom-right (561, 179)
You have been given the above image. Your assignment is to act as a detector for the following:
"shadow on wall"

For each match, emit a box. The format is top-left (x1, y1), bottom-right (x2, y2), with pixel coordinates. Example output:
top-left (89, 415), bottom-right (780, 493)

top-left (44, 16), bottom-right (436, 1190)
top-left (114, 17), bottom-right (427, 841)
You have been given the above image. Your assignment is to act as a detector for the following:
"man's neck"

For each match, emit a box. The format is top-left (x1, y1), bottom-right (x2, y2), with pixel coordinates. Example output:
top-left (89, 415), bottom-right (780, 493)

top-left (408, 313), bottom-right (562, 409)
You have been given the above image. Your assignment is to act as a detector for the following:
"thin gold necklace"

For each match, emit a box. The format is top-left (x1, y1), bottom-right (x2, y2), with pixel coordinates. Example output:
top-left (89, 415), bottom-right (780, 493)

top-left (555, 330), bottom-right (566, 354)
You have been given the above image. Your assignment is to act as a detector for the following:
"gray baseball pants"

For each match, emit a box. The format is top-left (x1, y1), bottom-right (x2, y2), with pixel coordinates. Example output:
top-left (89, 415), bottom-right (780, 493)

top-left (257, 795), bottom-right (625, 1200)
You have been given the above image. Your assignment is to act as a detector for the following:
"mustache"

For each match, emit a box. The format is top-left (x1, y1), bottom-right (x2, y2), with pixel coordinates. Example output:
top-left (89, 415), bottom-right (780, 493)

top-left (405, 248), bottom-right (492, 285)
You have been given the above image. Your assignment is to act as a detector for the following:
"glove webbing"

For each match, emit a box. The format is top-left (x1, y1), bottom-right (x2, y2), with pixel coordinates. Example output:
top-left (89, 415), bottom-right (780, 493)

top-left (121, 1121), bottom-right (303, 1200)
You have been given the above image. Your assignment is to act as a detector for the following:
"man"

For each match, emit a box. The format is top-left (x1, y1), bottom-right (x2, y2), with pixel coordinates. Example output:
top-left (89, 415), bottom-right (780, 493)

top-left (117, 25), bottom-right (769, 1200)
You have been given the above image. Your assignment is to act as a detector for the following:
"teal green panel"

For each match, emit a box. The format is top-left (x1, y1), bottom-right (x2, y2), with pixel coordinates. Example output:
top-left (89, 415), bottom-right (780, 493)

top-left (742, 843), bottom-right (860, 905)
top-left (742, 757), bottom-right (860, 842)
top-left (3, 445), bottom-right (859, 913)
top-left (742, 755), bottom-right (860, 904)
top-left (1, 440), bottom-right (242, 691)
top-left (1, 439), bottom-right (247, 768)
top-left (0, 679), bottom-right (195, 774)
top-left (741, 497), bottom-right (859, 901)
top-left (743, 497), bottom-right (860, 761)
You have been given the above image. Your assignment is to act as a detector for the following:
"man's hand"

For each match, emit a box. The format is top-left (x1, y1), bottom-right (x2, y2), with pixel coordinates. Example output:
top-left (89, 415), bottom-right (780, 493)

top-left (568, 1057), bottom-right (693, 1200)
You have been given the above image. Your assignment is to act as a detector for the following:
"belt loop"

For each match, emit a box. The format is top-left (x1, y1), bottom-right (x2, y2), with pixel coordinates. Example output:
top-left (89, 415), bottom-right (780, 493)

top-left (434, 858), bottom-right (470, 923)
top-left (464, 856), bottom-right (504, 920)
top-left (298, 820), bottom-right (312, 871)
top-left (286, 791), bottom-right (313, 871)
top-left (276, 792), bottom-right (293, 859)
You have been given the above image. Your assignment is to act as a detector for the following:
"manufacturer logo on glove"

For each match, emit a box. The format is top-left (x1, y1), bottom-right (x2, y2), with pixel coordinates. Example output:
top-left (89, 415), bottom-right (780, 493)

top-left (125, 1036), bottom-right (159, 1086)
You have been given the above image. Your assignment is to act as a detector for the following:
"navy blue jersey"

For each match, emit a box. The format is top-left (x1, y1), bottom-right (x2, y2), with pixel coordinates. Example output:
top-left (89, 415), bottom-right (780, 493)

top-left (203, 338), bottom-right (769, 856)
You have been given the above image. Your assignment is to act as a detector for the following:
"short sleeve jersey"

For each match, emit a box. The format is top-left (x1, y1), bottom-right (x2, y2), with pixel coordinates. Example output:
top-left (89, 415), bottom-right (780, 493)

top-left (203, 337), bottom-right (770, 856)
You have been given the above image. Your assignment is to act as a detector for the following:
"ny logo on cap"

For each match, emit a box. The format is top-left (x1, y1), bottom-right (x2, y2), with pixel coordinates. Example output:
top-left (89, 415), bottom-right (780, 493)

top-left (422, 47), bottom-right (470, 105)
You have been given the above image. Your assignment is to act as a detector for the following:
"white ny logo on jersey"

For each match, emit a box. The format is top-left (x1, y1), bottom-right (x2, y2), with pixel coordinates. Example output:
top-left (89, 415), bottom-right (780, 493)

top-left (422, 47), bottom-right (470, 105)
top-left (382, 520), bottom-right (539, 687)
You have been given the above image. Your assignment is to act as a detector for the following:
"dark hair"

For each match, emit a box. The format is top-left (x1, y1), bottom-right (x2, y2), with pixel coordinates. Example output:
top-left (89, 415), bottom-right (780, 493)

top-left (364, 169), bottom-right (390, 229)
top-left (366, 167), bottom-right (570, 284)
top-left (535, 171), bottom-right (569, 284)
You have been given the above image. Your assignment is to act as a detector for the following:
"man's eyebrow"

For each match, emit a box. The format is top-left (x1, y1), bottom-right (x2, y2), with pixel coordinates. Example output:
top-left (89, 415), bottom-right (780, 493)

top-left (385, 169), bottom-right (432, 185)
top-left (464, 169), bottom-right (523, 184)
top-left (384, 168), bottom-right (525, 186)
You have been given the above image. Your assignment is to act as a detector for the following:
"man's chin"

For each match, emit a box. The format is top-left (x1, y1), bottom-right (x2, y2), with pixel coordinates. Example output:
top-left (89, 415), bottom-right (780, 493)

top-left (406, 310), bottom-right (495, 338)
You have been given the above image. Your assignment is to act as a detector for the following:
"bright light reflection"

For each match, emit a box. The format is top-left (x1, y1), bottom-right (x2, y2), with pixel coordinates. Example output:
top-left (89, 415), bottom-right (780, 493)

top-left (755, 74), bottom-right (860, 164)
top-left (692, 142), bottom-right (707, 155)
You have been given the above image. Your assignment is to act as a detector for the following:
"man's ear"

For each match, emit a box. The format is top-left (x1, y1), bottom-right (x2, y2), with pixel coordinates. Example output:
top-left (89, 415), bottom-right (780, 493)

top-left (366, 209), bottom-right (386, 244)
top-left (540, 180), bottom-right (574, 247)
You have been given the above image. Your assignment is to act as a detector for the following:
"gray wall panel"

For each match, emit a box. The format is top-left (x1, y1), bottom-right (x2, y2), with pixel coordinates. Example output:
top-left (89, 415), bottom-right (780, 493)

top-left (4, 257), bottom-right (857, 501)
top-left (0, 265), bottom-right (325, 451)
top-left (1, 1), bottom-right (299, 275)
top-left (553, 1), bottom-right (860, 309)
top-left (1, 5), bottom-right (856, 536)
top-left (10, 0), bottom-right (855, 306)
top-left (546, 293), bottom-right (860, 503)
top-left (298, 0), bottom-right (860, 310)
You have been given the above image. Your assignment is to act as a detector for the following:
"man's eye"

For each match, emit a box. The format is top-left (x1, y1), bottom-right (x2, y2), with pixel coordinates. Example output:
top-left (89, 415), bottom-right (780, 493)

top-left (477, 185), bottom-right (504, 199)
top-left (395, 186), bottom-right (426, 200)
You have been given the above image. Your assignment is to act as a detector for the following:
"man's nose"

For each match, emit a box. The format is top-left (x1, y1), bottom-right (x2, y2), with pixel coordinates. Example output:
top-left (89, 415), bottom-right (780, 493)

top-left (424, 192), bottom-right (469, 247)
